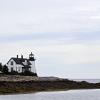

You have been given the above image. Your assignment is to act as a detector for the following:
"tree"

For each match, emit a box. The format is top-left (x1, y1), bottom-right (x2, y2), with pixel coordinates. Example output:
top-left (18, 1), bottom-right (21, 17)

top-left (0, 63), bottom-right (2, 72)
top-left (2, 65), bottom-right (9, 74)
top-left (21, 70), bottom-right (38, 76)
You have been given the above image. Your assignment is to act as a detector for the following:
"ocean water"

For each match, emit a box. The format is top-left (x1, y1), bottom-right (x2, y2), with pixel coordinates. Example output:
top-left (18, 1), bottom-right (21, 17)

top-left (73, 79), bottom-right (100, 83)
top-left (0, 89), bottom-right (100, 100)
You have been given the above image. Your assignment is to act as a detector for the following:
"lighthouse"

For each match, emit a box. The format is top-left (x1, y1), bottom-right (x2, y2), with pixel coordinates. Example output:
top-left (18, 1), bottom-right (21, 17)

top-left (29, 52), bottom-right (37, 74)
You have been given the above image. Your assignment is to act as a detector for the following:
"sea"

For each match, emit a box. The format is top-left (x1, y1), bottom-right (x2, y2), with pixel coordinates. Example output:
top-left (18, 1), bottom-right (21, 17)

top-left (72, 79), bottom-right (100, 83)
top-left (0, 89), bottom-right (100, 100)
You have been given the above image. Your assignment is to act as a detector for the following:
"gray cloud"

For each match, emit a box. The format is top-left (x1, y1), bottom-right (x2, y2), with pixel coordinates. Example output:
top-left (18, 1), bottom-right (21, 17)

top-left (0, 32), bottom-right (100, 45)
top-left (0, 0), bottom-right (100, 78)
top-left (0, 0), bottom-right (100, 35)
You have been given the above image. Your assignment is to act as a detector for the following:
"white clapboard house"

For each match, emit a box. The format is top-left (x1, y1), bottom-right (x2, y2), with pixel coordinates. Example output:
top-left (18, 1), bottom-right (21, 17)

top-left (6, 52), bottom-right (36, 74)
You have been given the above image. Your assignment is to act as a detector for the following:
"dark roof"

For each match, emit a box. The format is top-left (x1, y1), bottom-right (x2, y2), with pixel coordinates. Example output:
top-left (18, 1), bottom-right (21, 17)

top-left (22, 65), bottom-right (31, 68)
top-left (7, 58), bottom-right (31, 66)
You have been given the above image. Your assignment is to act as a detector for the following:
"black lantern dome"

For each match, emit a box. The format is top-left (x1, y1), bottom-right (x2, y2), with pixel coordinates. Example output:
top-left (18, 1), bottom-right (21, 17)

top-left (29, 52), bottom-right (35, 61)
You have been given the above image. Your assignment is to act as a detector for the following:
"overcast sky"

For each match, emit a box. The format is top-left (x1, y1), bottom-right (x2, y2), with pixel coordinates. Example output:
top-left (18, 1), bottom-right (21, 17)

top-left (0, 0), bottom-right (100, 79)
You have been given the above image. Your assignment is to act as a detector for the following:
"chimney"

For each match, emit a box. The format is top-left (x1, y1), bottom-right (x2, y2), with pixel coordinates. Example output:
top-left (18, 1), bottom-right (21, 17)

top-left (21, 55), bottom-right (23, 59)
top-left (17, 55), bottom-right (18, 58)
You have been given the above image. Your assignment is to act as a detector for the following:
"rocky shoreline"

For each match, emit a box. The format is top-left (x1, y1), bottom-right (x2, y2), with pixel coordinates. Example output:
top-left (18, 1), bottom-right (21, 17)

top-left (0, 75), bottom-right (100, 94)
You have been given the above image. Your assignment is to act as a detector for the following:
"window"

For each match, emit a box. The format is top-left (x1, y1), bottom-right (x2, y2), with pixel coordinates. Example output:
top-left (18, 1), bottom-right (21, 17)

top-left (11, 61), bottom-right (13, 65)
top-left (11, 67), bottom-right (13, 72)
top-left (18, 67), bottom-right (20, 72)
top-left (16, 67), bottom-right (17, 71)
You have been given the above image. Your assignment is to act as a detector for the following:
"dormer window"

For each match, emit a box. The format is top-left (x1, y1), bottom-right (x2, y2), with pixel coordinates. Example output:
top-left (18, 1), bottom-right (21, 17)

top-left (11, 61), bottom-right (13, 65)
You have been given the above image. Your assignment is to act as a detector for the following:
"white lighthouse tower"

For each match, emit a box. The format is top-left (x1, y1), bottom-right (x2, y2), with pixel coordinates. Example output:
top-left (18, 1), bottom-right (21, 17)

top-left (29, 52), bottom-right (37, 74)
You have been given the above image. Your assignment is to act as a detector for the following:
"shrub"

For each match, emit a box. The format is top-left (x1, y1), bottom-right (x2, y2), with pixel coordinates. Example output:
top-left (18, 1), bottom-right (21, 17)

top-left (20, 71), bottom-right (37, 76)
top-left (2, 65), bottom-right (9, 74)
top-left (9, 71), bottom-right (18, 75)
top-left (0, 63), bottom-right (2, 72)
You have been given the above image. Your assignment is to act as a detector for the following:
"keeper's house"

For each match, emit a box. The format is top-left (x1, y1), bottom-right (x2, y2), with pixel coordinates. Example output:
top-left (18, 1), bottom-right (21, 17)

top-left (6, 52), bottom-right (36, 74)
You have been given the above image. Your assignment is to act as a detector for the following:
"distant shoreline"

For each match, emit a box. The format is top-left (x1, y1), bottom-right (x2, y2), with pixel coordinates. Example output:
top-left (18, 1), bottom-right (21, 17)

top-left (72, 79), bottom-right (100, 83)
top-left (0, 75), bottom-right (100, 94)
